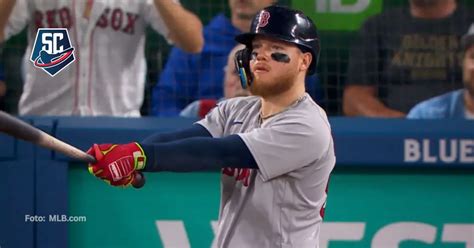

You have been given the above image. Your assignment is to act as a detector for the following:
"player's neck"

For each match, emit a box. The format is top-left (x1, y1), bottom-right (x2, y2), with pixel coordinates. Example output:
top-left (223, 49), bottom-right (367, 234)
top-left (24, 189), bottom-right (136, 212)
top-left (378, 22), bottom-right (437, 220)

top-left (410, 0), bottom-right (456, 19)
top-left (465, 89), bottom-right (474, 114)
top-left (260, 85), bottom-right (306, 120)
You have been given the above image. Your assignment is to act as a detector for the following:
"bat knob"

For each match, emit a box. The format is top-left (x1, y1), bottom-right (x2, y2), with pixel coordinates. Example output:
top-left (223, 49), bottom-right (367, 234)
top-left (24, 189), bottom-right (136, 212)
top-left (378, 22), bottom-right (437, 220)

top-left (132, 171), bottom-right (146, 189)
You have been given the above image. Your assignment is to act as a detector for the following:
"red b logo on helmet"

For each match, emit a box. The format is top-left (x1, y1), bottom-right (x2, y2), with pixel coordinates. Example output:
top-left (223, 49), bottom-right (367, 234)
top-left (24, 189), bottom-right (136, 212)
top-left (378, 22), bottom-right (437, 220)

top-left (257, 11), bottom-right (270, 28)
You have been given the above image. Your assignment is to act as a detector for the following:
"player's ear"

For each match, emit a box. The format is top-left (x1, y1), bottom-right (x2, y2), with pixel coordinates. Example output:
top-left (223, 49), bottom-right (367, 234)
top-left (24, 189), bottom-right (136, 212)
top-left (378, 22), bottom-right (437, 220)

top-left (300, 52), bottom-right (312, 72)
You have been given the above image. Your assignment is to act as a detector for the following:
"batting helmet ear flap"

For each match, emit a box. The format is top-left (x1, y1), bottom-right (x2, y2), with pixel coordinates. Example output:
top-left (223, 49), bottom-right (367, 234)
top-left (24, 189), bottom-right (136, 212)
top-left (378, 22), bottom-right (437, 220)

top-left (234, 48), bottom-right (253, 89)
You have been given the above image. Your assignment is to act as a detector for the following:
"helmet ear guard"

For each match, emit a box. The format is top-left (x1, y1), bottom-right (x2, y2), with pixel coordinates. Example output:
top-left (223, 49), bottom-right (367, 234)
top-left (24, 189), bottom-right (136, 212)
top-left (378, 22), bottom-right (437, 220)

top-left (234, 48), bottom-right (253, 89)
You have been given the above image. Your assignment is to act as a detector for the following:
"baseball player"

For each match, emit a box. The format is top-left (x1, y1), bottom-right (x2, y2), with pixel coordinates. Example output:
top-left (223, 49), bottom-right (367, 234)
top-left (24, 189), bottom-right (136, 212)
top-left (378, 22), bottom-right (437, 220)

top-left (87, 5), bottom-right (335, 248)
top-left (1, 0), bottom-right (203, 116)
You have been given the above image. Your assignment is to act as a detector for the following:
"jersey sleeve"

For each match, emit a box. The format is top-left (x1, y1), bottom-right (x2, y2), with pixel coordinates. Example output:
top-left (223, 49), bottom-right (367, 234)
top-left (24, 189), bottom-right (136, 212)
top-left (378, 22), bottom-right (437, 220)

top-left (4, 0), bottom-right (30, 40)
top-left (406, 104), bottom-right (424, 119)
top-left (238, 113), bottom-right (332, 181)
top-left (143, 0), bottom-right (181, 42)
top-left (346, 17), bottom-right (380, 86)
top-left (179, 100), bottom-right (200, 118)
top-left (196, 100), bottom-right (229, 138)
top-left (406, 97), bottom-right (448, 119)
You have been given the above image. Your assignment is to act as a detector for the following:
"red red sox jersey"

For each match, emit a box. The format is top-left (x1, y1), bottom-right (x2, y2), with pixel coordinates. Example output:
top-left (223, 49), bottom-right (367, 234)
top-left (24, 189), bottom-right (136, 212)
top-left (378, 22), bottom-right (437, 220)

top-left (197, 93), bottom-right (336, 248)
top-left (4, 0), bottom-right (175, 116)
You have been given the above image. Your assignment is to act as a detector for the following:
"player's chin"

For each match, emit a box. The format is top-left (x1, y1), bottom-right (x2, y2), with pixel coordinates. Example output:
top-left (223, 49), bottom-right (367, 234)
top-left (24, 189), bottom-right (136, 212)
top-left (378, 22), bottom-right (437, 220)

top-left (249, 80), bottom-right (272, 96)
top-left (252, 71), bottom-right (273, 82)
top-left (251, 76), bottom-right (271, 87)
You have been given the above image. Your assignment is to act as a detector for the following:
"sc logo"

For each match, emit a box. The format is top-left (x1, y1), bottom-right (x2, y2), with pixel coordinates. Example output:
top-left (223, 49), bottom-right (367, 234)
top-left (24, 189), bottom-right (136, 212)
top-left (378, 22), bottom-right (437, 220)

top-left (30, 28), bottom-right (75, 77)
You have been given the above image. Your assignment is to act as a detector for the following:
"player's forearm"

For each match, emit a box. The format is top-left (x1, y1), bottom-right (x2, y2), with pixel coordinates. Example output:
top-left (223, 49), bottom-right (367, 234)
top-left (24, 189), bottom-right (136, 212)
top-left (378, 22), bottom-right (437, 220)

top-left (0, 0), bottom-right (16, 42)
top-left (141, 124), bottom-right (211, 144)
top-left (153, 0), bottom-right (203, 53)
top-left (343, 85), bottom-right (406, 117)
top-left (140, 135), bottom-right (258, 172)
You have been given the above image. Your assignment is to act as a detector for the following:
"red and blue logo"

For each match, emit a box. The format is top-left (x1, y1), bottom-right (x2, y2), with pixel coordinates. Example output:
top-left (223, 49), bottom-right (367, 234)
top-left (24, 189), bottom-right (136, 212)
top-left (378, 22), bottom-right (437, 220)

top-left (30, 28), bottom-right (75, 77)
top-left (257, 10), bottom-right (270, 28)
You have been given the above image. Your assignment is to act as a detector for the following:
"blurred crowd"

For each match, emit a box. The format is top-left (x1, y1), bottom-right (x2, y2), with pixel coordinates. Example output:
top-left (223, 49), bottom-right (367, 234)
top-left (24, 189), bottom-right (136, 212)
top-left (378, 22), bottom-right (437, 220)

top-left (0, 0), bottom-right (473, 119)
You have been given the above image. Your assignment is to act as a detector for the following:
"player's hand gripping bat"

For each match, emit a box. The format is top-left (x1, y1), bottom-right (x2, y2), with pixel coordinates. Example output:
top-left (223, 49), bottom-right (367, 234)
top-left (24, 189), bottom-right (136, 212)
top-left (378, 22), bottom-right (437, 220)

top-left (0, 110), bottom-right (145, 188)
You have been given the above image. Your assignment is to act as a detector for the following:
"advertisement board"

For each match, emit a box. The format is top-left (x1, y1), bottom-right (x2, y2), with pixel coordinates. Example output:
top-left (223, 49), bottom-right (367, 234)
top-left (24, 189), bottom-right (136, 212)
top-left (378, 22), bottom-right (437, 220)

top-left (69, 166), bottom-right (474, 248)
top-left (292, 0), bottom-right (382, 30)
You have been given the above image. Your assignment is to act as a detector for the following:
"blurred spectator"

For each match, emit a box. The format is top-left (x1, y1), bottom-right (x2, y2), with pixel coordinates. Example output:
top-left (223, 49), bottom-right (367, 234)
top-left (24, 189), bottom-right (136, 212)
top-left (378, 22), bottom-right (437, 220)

top-left (343, 0), bottom-right (474, 117)
top-left (407, 23), bottom-right (474, 119)
top-left (2, 0), bottom-right (203, 116)
top-left (0, 0), bottom-right (15, 42)
top-left (0, 0), bottom-right (11, 111)
top-left (180, 44), bottom-right (248, 118)
top-left (0, 62), bottom-right (5, 110)
top-left (151, 0), bottom-right (274, 116)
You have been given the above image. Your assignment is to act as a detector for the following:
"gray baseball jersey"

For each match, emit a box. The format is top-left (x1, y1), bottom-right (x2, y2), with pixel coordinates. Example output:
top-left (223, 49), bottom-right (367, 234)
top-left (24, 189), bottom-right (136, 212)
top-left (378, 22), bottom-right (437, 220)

top-left (5, 0), bottom-right (174, 116)
top-left (197, 93), bottom-right (335, 248)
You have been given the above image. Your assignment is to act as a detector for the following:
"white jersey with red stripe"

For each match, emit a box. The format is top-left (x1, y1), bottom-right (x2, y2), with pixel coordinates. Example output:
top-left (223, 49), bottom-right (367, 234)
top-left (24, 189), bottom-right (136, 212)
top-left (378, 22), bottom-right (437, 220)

top-left (197, 93), bottom-right (335, 248)
top-left (5, 0), bottom-right (174, 116)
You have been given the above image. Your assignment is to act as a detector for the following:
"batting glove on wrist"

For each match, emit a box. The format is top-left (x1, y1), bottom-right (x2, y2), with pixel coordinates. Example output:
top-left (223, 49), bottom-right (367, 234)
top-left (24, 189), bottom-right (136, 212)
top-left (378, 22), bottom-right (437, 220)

top-left (87, 142), bottom-right (146, 187)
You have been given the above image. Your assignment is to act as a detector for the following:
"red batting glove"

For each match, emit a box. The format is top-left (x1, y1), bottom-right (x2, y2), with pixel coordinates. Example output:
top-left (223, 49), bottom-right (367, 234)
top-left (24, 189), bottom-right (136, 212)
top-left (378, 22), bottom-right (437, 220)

top-left (87, 143), bottom-right (146, 187)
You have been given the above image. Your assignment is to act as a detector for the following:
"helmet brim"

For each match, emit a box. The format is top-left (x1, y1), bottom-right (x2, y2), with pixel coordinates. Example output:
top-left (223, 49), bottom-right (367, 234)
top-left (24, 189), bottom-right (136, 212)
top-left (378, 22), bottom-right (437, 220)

top-left (235, 33), bottom-right (256, 47)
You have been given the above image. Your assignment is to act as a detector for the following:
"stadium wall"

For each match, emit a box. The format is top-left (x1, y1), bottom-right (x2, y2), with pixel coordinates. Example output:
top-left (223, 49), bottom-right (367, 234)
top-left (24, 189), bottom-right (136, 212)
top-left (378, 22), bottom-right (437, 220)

top-left (0, 117), bottom-right (473, 248)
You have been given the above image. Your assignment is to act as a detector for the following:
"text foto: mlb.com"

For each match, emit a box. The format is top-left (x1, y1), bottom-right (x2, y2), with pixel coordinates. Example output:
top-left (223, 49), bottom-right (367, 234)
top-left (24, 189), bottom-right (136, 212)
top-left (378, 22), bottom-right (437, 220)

top-left (24, 214), bottom-right (86, 222)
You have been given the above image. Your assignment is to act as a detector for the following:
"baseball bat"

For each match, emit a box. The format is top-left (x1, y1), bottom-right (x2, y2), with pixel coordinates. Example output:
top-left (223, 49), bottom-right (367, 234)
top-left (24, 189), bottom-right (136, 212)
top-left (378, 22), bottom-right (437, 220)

top-left (0, 110), bottom-right (145, 188)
